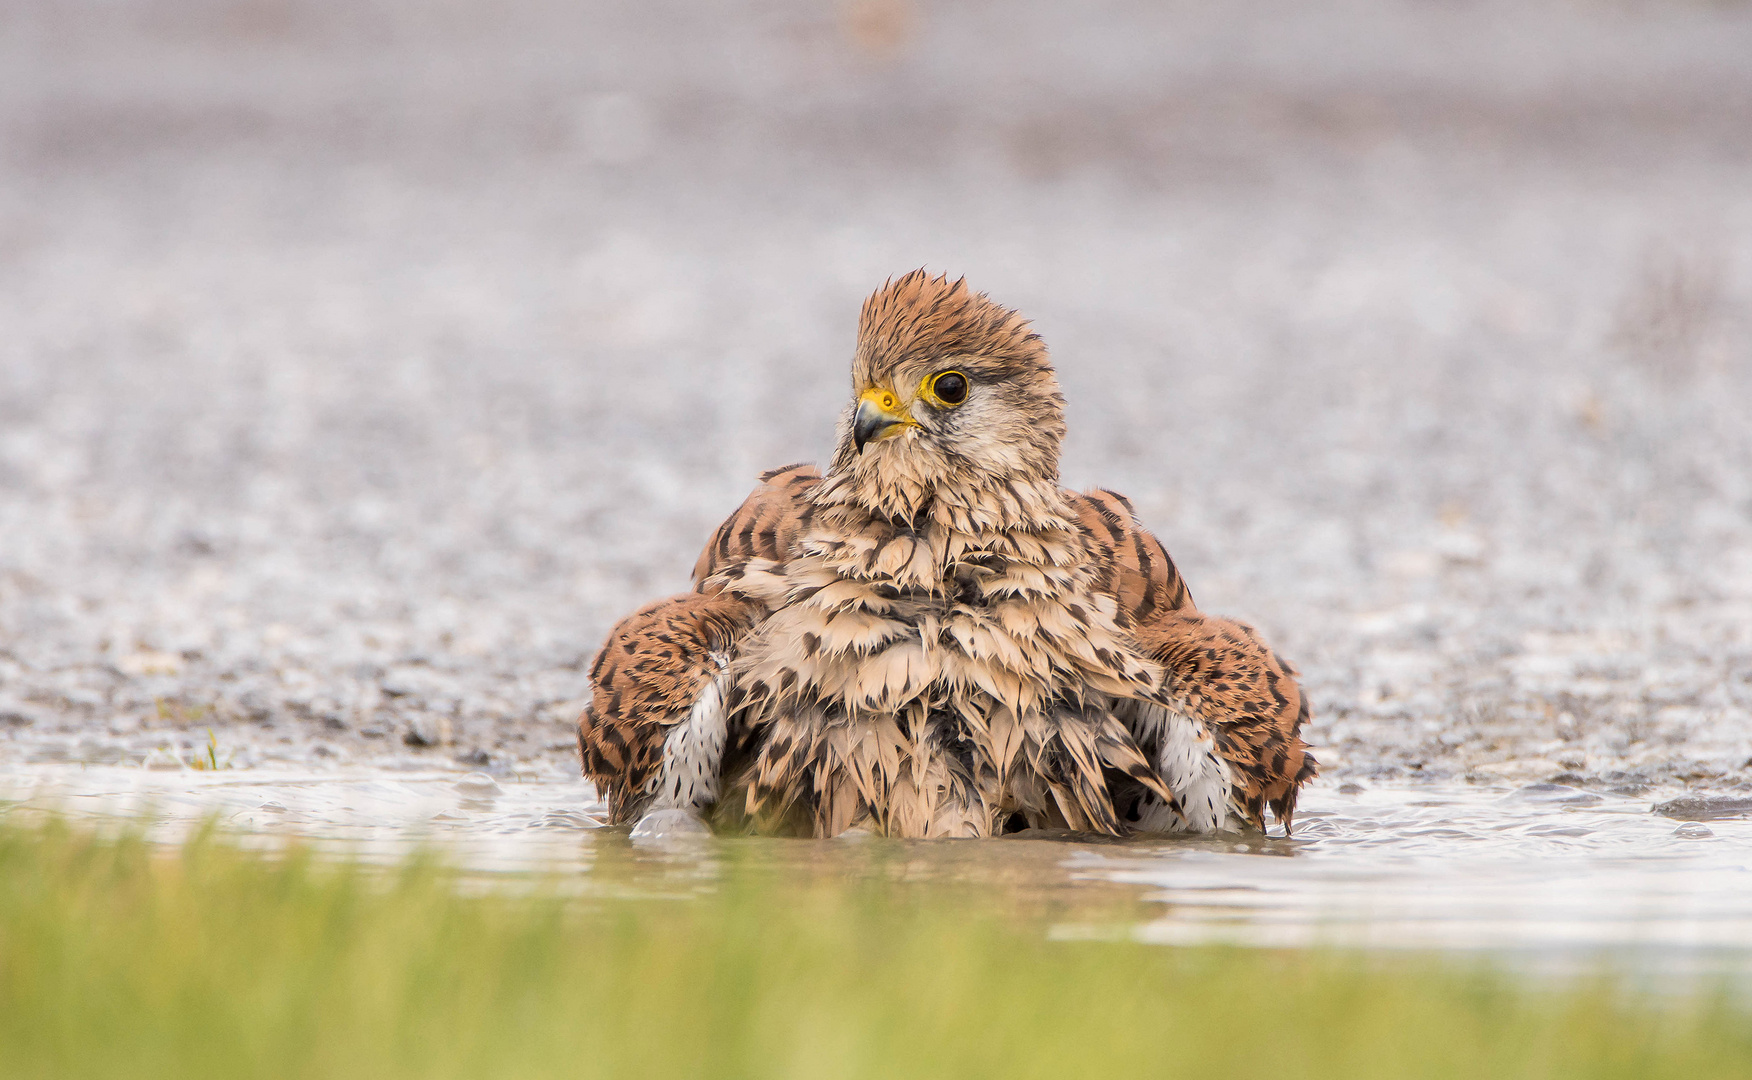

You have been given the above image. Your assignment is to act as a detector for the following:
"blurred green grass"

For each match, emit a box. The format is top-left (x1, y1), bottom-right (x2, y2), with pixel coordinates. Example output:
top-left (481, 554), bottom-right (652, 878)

top-left (0, 819), bottom-right (1746, 1080)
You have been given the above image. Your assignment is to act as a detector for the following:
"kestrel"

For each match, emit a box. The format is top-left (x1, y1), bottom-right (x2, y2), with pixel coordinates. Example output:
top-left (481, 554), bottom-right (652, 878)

top-left (579, 271), bottom-right (1315, 838)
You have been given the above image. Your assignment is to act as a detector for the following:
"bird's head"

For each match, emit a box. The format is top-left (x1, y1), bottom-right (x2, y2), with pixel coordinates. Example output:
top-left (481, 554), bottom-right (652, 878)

top-left (828, 271), bottom-right (1066, 518)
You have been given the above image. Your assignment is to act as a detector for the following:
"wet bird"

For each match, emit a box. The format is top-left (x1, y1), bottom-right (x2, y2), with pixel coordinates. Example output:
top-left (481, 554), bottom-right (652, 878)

top-left (579, 271), bottom-right (1315, 838)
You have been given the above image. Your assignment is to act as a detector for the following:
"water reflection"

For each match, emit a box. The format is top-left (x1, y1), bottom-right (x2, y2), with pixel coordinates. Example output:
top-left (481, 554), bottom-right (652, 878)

top-left (3, 765), bottom-right (1749, 975)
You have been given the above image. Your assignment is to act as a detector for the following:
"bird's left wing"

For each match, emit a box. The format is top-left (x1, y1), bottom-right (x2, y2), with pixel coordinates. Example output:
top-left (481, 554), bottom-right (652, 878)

top-left (580, 464), bottom-right (822, 825)
top-left (1130, 610), bottom-right (1317, 831)
top-left (1063, 488), bottom-right (1194, 626)
top-left (1067, 487), bottom-right (1317, 832)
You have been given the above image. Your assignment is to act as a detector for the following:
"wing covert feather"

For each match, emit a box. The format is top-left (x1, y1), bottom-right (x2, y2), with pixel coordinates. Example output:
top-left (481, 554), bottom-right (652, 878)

top-left (578, 590), bottom-right (759, 821)
top-left (1132, 610), bottom-right (1317, 829)
top-left (1069, 486), bottom-right (1315, 829)
top-left (1063, 488), bottom-right (1193, 624)
top-left (692, 463), bottom-right (823, 588)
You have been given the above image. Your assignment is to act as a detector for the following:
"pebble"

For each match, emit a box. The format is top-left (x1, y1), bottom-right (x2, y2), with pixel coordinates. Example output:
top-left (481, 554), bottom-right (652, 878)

top-left (404, 718), bottom-right (441, 748)
top-left (27, 743), bottom-right (71, 764)
top-left (1651, 795), bottom-right (1752, 822)
top-left (76, 739), bottom-right (127, 765)
top-left (142, 748), bottom-right (183, 770)
top-left (1509, 783), bottom-right (1602, 805)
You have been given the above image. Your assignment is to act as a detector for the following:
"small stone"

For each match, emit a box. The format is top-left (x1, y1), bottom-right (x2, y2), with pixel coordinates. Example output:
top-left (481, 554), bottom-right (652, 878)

top-left (1672, 822), bottom-right (1713, 839)
top-left (1337, 782), bottom-right (1367, 795)
top-left (76, 739), bottom-right (126, 764)
top-left (235, 689), bottom-right (274, 723)
top-left (404, 718), bottom-right (440, 747)
top-left (454, 747), bottom-right (491, 767)
top-left (117, 650), bottom-right (183, 676)
top-left (1652, 794), bottom-right (1752, 821)
top-left (1510, 783), bottom-right (1601, 805)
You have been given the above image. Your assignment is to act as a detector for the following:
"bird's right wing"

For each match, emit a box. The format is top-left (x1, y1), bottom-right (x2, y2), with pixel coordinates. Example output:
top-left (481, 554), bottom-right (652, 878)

top-left (692, 463), bottom-right (823, 588)
top-left (580, 464), bottom-right (822, 825)
top-left (578, 590), bottom-right (759, 823)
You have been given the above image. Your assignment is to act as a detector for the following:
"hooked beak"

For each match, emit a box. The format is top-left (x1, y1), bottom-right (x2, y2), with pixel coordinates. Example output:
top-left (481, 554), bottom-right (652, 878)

top-left (852, 388), bottom-right (912, 453)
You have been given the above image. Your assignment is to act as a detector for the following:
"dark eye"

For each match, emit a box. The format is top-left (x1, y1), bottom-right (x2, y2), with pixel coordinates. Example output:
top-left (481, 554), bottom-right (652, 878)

top-left (929, 370), bottom-right (968, 406)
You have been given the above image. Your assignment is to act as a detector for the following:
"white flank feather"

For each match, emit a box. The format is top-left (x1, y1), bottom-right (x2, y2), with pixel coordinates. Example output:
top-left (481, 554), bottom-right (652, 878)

top-left (649, 653), bottom-right (731, 811)
top-left (1131, 702), bottom-right (1236, 833)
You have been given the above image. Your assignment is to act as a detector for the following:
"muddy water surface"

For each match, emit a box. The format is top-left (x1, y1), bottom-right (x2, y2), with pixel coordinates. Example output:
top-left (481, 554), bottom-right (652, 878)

top-left (5, 765), bottom-right (1747, 981)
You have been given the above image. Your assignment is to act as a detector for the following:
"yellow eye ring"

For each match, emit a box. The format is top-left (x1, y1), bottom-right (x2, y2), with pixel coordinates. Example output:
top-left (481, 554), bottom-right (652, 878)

top-left (921, 369), bottom-right (969, 408)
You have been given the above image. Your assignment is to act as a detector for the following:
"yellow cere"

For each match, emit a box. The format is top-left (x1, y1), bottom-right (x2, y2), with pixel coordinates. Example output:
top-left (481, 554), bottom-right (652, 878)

top-left (858, 386), bottom-right (913, 421)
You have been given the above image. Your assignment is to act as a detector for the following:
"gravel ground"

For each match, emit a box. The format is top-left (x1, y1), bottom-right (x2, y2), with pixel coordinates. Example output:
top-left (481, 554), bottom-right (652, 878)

top-left (1, 0), bottom-right (1750, 794)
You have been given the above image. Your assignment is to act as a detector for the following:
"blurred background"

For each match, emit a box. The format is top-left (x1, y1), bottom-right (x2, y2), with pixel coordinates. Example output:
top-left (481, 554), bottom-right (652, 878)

top-left (0, 0), bottom-right (1748, 788)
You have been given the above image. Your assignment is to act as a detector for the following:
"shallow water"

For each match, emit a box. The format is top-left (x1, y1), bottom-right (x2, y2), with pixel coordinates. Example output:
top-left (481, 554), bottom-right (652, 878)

top-left (5, 764), bottom-right (1748, 980)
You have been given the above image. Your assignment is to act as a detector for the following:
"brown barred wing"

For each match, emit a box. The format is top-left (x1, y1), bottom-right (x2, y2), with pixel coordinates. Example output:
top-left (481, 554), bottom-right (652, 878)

top-left (1063, 487), bottom-right (1194, 627)
top-left (692, 463), bottom-right (823, 588)
top-left (1130, 610), bottom-right (1317, 831)
top-left (577, 590), bottom-right (759, 823)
